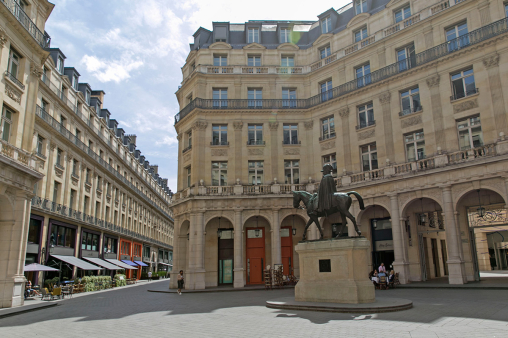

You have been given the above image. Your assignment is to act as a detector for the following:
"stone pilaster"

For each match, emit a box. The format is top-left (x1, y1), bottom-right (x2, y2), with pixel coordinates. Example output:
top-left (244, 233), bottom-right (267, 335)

top-left (272, 209), bottom-right (281, 266)
top-left (426, 74), bottom-right (445, 150)
top-left (339, 108), bottom-right (352, 172)
top-left (379, 92), bottom-right (395, 163)
top-left (388, 193), bottom-right (410, 284)
top-left (233, 209), bottom-right (244, 288)
top-left (483, 54), bottom-right (507, 135)
top-left (269, 122), bottom-right (279, 182)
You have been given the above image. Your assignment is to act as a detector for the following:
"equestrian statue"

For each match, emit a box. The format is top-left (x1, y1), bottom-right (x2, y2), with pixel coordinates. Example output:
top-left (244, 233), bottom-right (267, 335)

top-left (292, 163), bottom-right (365, 241)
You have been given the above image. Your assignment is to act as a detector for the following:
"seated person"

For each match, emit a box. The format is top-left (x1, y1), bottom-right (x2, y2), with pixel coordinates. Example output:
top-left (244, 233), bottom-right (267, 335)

top-left (388, 270), bottom-right (395, 283)
top-left (371, 270), bottom-right (379, 284)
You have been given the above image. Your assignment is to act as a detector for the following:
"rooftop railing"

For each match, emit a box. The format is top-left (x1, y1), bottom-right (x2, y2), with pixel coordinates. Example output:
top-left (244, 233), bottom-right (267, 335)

top-left (175, 17), bottom-right (508, 125)
top-left (31, 196), bottom-right (173, 250)
top-left (0, 0), bottom-right (50, 48)
top-left (35, 106), bottom-right (174, 222)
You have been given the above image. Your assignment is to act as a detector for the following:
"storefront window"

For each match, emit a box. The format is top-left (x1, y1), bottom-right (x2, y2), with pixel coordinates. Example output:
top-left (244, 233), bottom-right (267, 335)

top-left (50, 224), bottom-right (76, 248)
top-left (28, 218), bottom-right (41, 244)
top-left (81, 232), bottom-right (99, 251)
top-left (104, 237), bottom-right (117, 254)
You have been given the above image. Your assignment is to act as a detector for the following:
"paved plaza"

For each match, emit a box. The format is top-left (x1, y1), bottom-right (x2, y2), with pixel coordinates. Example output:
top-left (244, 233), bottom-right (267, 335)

top-left (0, 280), bottom-right (507, 338)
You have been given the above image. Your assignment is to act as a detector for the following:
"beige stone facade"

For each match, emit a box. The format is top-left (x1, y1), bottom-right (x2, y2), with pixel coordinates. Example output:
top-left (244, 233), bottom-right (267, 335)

top-left (171, 0), bottom-right (508, 289)
top-left (0, 0), bottom-right (174, 308)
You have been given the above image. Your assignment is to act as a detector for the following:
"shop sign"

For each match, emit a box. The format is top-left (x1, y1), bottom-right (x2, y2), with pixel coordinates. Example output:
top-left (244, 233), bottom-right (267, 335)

top-left (375, 240), bottom-right (393, 251)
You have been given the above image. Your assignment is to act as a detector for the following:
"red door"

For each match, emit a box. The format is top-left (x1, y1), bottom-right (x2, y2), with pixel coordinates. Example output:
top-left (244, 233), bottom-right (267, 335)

top-left (246, 227), bottom-right (265, 285)
top-left (281, 226), bottom-right (293, 276)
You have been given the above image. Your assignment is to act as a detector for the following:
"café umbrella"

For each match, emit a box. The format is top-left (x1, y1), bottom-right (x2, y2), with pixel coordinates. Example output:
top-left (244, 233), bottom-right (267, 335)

top-left (24, 263), bottom-right (59, 272)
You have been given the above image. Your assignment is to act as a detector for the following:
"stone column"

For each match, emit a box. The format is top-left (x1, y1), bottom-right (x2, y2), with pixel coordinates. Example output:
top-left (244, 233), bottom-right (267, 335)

top-left (303, 120), bottom-right (314, 181)
top-left (388, 193), bottom-right (410, 283)
top-left (233, 122), bottom-right (243, 183)
top-left (272, 209), bottom-right (281, 266)
top-left (339, 108), bottom-right (352, 172)
top-left (483, 54), bottom-right (508, 136)
top-left (21, 63), bottom-right (42, 150)
top-left (233, 209), bottom-right (244, 288)
top-left (441, 186), bottom-right (467, 284)
top-left (379, 92), bottom-right (395, 163)
top-left (426, 74), bottom-right (445, 151)
top-left (269, 122), bottom-right (279, 181)
top-left (44, 142), bottom-right (57, 200)
top-left (191, 121), bottom-right (208, 187)
top-left (191, 211), bottom-right (205, 289)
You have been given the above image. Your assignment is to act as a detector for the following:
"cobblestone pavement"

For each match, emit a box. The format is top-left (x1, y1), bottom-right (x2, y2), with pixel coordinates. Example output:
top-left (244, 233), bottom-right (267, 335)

top-left (0, 280), bottom-right (507, 338)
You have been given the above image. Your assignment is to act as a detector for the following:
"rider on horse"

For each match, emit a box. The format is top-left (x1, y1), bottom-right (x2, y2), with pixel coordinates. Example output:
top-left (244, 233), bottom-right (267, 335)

top-left (316, 163), bottom-right (336, 215)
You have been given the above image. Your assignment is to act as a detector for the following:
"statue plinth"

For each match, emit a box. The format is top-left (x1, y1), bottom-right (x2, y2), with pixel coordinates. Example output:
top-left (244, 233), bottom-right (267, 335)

top-left (295, 237), bottom-right (375, 304)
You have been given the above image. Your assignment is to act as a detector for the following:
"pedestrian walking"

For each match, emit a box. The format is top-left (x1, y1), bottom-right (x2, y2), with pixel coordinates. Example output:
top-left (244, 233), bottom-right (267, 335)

top-left (148, 271), bottom-right (152, 282)
top-left (177, 270), bottom-right (184, 295)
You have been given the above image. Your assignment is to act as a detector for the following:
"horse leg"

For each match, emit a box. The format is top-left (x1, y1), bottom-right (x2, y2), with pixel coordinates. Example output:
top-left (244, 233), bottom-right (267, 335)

top-left (345, 209), bottom-right (361, 236)
top-left (337, 212), bottom-right (347, 238)
top-left (311, 215), bottom-right (324, 239)
top-left (302, 217), bottom-right (314, 241)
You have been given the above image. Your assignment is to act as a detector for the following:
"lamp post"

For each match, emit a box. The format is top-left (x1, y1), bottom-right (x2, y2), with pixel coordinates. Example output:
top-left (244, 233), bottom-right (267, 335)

top-left (292, 215), bottom-right (296, 236)
top-left (420, 198), bottom-right (427, 225)
top-left (477, 189), bottom-right (486, 218)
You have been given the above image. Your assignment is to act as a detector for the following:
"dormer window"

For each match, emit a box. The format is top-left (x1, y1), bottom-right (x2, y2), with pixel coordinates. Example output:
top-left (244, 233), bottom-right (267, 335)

top-left (214, 26), bottom-right (227, 43)
top-left (57, 56), bottom-right (64, 73)
top-left (355, 0), bottom-right (367, 14)
top-left (213, 55), bottom-right (227, 66)
top-left (85, 90), bottom-right (91, 105)
top-left (395, 5), bottom-right (411, 23)
top-left (72, 74), bottom-right (78, 90)
top-left (321, 16), bottom-right (331, 34)
top-left (248, 28), bottom-right (259, 43)
top-left (280, 28), bottom-right (291, 43)
top-left (320, 45), bottom-right (331, 59)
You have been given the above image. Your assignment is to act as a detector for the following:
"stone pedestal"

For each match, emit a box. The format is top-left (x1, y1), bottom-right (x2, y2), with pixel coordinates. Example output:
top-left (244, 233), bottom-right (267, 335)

top-left (295, 238), bottom-right (375, 304)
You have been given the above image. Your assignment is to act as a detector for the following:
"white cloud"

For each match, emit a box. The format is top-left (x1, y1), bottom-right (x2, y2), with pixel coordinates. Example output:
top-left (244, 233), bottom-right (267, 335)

top-left (81, 55), bottom-right (143, 83)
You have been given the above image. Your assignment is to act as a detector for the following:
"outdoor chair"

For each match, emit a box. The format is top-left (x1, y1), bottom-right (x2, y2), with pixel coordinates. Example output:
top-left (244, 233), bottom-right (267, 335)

top-left (51, 287), bottom-right (62, 300)
top-left (379, 276), bottom-right (388, 290)
top-left (394, 272), bottom-right (401, 285)
top-left (264, 269), bottom-right (272, 290)
top-left (61, 286), bottom-right (69, 299)
top-left (41, 288), bottom-right (51, 301)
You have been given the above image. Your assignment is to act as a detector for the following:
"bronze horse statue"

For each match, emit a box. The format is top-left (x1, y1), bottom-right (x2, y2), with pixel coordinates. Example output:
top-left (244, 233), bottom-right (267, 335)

top-left (292, 190), bottom-right (365, 240)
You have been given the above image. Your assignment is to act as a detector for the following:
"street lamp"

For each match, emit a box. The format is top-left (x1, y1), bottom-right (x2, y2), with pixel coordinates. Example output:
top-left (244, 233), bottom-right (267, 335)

top-left (420, 198), bottom-right (427, 225)
top-left (292, 215), bottom-right (296, 236)
top-left (372, 204), bottom-right (377, 229)
top-left (217, 217), bottom-right (222, 238)
top-left (255, 217), bottom-right (260, 237)
top-left (477, 189), bottom-right (486, 218)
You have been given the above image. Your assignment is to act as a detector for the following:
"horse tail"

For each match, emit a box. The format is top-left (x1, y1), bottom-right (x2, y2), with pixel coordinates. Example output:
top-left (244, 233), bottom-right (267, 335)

top-left (347, 191), bottom-right (365, 210)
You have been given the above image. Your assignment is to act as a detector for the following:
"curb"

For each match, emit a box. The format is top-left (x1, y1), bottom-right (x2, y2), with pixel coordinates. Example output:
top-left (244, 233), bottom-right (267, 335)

top-left (0, 303), bottom-right (58, 319)
top-left (148, 286), bottom-right (295, 294)
top-left (395, 285), bottom-right (508, 290)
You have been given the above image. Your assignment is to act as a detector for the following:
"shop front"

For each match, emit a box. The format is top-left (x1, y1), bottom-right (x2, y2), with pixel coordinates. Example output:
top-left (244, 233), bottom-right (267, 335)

top-left (44, 219), bottom-right (78, 283)
top-left (24, 215), bottom-right (45, 285)
top-left (131, 242), bottom-right (142, 280)
top-left (371, 218), bottom-right (394, 271)
top-left (119, 239), bottom-right (134, 278)
top-left (79, 229), bottom-right (101, 277)
top-left (142, 245), bottom-right (151, 274)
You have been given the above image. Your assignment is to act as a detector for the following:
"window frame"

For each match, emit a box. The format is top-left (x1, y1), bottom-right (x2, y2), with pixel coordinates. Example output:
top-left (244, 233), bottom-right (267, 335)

top-left (321, 116), bottom-right (335, 140)
top-left (57, 56), bottom-right (64, 73)
top-left (280, 28), bottom-right (291, 43)
top-left (357, 103), bottom-right (374, 129)
top-left (282, 88), bottom-right (297, 108)
top-left (394, 5), bottom-right (411, 23)
top-left (360, 143), bottom-right (378, 172)
top-left (248, 161), bottom-right (264, 185)
top-left (248, 88), bottom-right (263, 108)
top-left (320, 45), bottom-right (331, 59)
top-left (283, 124), bottom-right (299, 144)
top-left (211, 161), bottom-right (228, 186)
top-left (320, 80), bottom-right (333, 102)
top-left (213, 55), bottom-right (228, 66)
top-left (355, 63), bottom-right (371, 87)
top-left (212, 88), bottom-right (228, 108)
top-left (450, 68), bottom-right (476, 100)
top-left (404, 130), bottom-right (425, 162)
top-left (1, 106), bottom-right (14, 143)
top-left (248, 28), bottom-right (259, 43)
top-left (456, 116), bottom-right (483, 150)
top-left (247, 55), bottom-right (261, 66)
top-left (400, 86), bottom-right (421, 115)
top-left (7, 48), bottom-right (21, 78)
top-left (321, 16), bottom-right (331, 34)
top-left (284, 160), bottom-right (300, 184)
top-left (280, 56), bottom-right (294, 67)
top-left (212, 124), bottom-right (228, 145)
top-left (354, 27), bottom-right (368, 43)
top-left (356, 0), bottom-right (367, 14)
top-left (247, 124), bottom-right (263, 145)
top-left (322, 153), bottom-right (337, 177)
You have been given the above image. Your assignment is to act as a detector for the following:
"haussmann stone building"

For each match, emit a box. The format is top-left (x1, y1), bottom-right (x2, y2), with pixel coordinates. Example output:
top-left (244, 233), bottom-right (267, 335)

top-left (169, 0), bottom-right (508, 290)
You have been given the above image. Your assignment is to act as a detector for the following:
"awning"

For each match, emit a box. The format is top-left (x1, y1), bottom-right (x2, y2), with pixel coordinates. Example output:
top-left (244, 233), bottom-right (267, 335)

top-left (24, 263), bottom-right (59, 272)
top-left (158, 262), bottom-right (173, 266)
top-left (121, 260), bottom-right (139, 267)
top-left (82, 257), bottom-right (124, 270)
top-left (134, 261), bottom-right (148, 267)
top-left (51, 254), bottom-right (103, 270)
top-left (105, 259), bottom-right (138, 270)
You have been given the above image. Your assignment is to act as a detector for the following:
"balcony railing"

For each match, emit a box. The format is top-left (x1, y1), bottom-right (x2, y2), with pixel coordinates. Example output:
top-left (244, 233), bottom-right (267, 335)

top-left (0, 139), bottom-right (37, 170)
top-left (399, 105), bottom-right (423, 117)
top-left (173, 143), bottom-right (502, 202)
top-left (211, 140), bottom-right (229, 146)
top-left (175, 17), bottom-right (508, 125)
top-left (35, 105), bottom-right (174, 222)
top-left (319, 133), bottom-right (336, 141)
top-left (0, 0), bottom-right (50, 48)
top-left (247, 140), bottom-right (265, 145)
top-left (182, 145), bottom-right (192, 153)
top-left (4, 70), bottom-right (24, 90)
top-left (31, 196), bottom-right (172, 250)
top-left (283, 139), bottom-right (301, 145)
top-left (450, 88), bottom-right (479, 101)
top-left (356, 120), bottom-right (376, 130)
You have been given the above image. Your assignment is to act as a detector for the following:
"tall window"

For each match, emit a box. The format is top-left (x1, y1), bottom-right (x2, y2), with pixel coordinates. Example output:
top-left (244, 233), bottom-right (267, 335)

top-left (356, 64), bottom-right (371, 87)
top-left (85, 168), bottom-right (90, 183)
top-left (1, 106), bottom-right (13, 142)
top-left (320, 80), bottom-right (333, 102)
top-left (50, 224), bottom-right (75, 248)
top-left (322, 154), bottom-right (337, 175)
top-left (72, 159), bottom-right (78, 175)
top-left (397, 44), bottom-right (415, 71)
top-left (28, 218), bottom-right (41, 244)
top-left (53, 181), bottom-right (60, 202)
top-left (405, 131), bottom-right (425, 161)
top-left (361, 143), bottom-right (378, 171)
top-left (282, 88), bottom-right (296, 108)
top-left (354, 27), bottom-right (368, 42)
top-left (248, 28), bottom-right (259, 43)
top-left (70, 189), bottom-right (76, 209)
top-left (83, 196), bottom-right (89, 214)
top-left (395, 6), bottom-right (411, 23)
top-left (321, 116), bottom-right (335, 140)
top-left (446, 22), bottom-right (469, 51)
top-left (185, 166), bottom-right (192, 188)
top-left (187, 130), bottom-right (192, 148)
top-left (248, 88), bottom-right (263, 108)
top-left (212, 125), bottom-right (228, 145)
top-left (85, 90), bottom-right (91, 105)
top-left (57, 56), bottom-right (64, 73)
top-left (457, 116), bottom-right (483, 150)
top-left (37, 135), bottom-right (44, 155)
top-left (283, 124), bottom-right (298, 144)
top-left (248, 55), bottom-right (261, 66)
top-left (505, 3), bottom-right (508, 17)
top-left (280, 28), bottom-right (291, 43)
top-left (321, 16), bottom-right (331, 33)
top-left (356, 0), bottom-right (367, 14)
top-left (248, 161), bottom-right (264, 185)
top-left (320, 45), bottom-right (331, 59)
top-left (7, 49), bottom-right (20, 78)
top-left (400, 87), bottom-right (421, 115)
top-left (284, 160), bottom-right (300, 184)
top-left (357, 103), bottom-right (374, 129)
top-left (72, 74), bottom-right (78, 90)
top-left (451, 68), bottom-right (476, 100)
top-left (211, 162), bottom-right (228, 186)
top-left (213, 88), bottom-right (228, 108)
top-left (213, 55), bottom-right (227, 66)
top-left (56, 148), bottom-right (63, 167)
top-left (281, 56), bottom-right (294, 67)
top-left (248, 125), bottom-right (263, 145)
top-left (81, 232), bottom-right (99, 251)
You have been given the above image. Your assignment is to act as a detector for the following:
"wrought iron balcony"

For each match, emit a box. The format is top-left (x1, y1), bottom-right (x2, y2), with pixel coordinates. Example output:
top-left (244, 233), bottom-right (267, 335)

top-left (450, 88), bottom-right (479, 101)
top-left (356, 120), bottom-right (376, 130)
top-left (399, 105), bottom-right (423, 117)
top-left (175, 17), bottom-right (508, 125)
top-left (0, 0), bottom-right (50, 48)
top-left (283, 139), bottom-right (301, 145)
top-left (182, 145), bottom-right (192, 153)
top-left (247, 139), bottom-right (265, 145)
top-left (210, 140), bottom-right (229, 146)
top-left (4, 70), bottom-right (24, 90)
top-left (319, 133), bottom-right (336, 142)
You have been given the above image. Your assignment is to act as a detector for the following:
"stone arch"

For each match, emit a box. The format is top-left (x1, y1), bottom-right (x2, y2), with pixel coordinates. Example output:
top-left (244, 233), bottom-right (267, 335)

top-left (454, 185), bottom-right (507, 211)
top-left (278, 208), bottom-right (309, 223)
top-left (204, 211), bottom-right (235, 228)
top-left (178, 219), bottom-right (190, 237)
top-left (242, 210), bottom-right (272, 229)
top-left (357, 203), bottom-right (391, 225)
top-left (401, 195), bottom-right (443, 218)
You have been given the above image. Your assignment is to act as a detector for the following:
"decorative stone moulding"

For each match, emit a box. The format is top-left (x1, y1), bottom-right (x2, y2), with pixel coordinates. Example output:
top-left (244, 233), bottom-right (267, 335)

top-left (248, 148), bottom-right (263, 155)
top-left (358, 129), bottom-right (375, 141)
top-left (211, 149), bottom-right (228, 156)
top-left (453, 98), bottom-right (478, 114)
top-left (284, 148), bottom-right (300, 155)
top-left (401, 115), bottom-right (422, 128)
top-left (321, 140), bottom-right (335, 151)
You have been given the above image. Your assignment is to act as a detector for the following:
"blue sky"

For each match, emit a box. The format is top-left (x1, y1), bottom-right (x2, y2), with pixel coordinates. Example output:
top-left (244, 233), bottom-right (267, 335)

top-left (45, 0), bottom-right (348, 192)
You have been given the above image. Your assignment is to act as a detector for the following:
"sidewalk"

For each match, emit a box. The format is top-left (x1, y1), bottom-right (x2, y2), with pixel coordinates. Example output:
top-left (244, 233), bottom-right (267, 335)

top-left (0, 278), bottom-right (168, 319)
top-left (397, 271), bottom-right (508, 289)
top-left (149, 284), bottom-right (295, 294)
